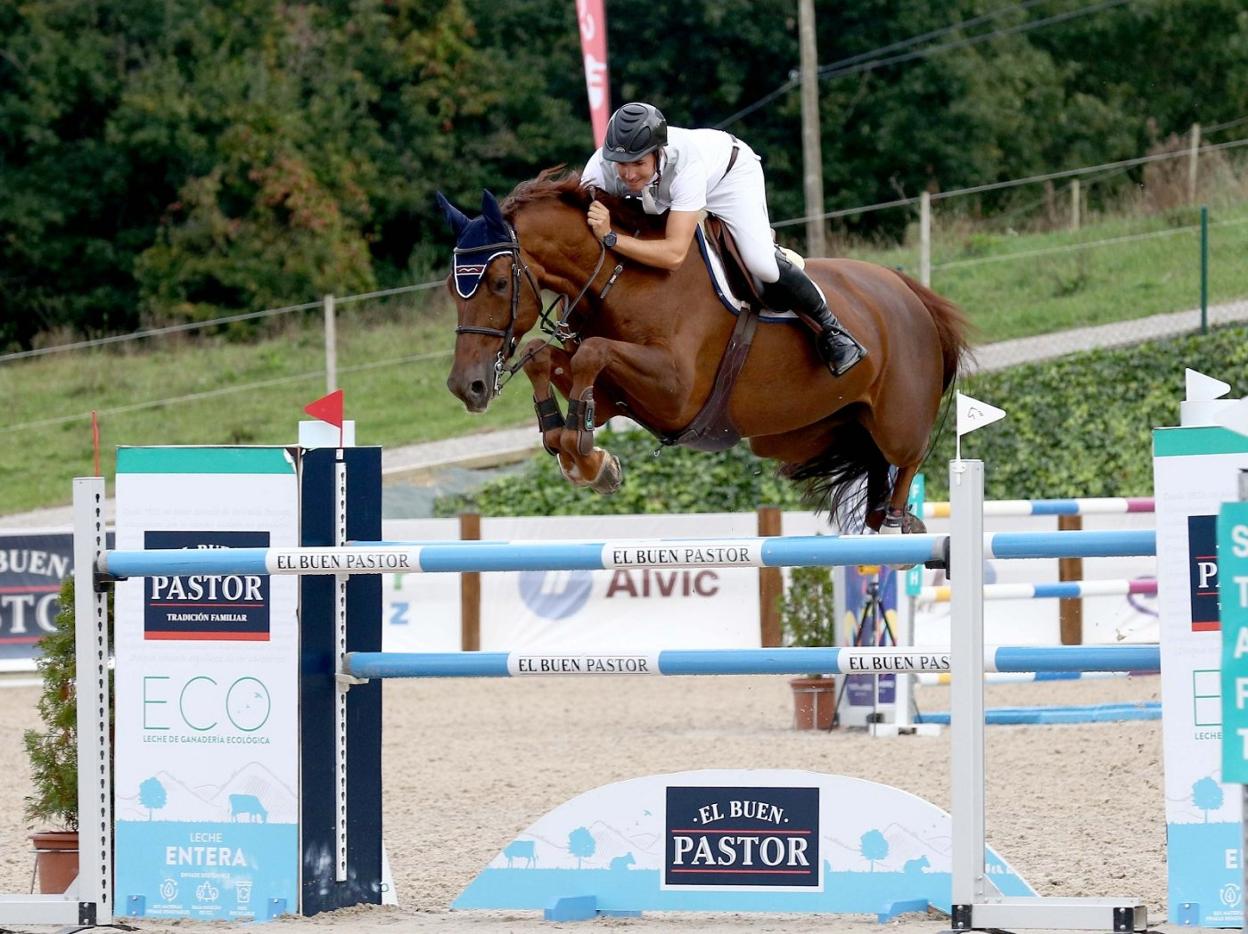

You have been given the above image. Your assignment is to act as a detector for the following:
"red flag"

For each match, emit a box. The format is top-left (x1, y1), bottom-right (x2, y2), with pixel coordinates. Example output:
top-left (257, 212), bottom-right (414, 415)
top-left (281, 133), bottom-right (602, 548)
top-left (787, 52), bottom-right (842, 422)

top-left (304, 389), bottom-right (344, 427)
top-left (576, 0), bottom-right (610, 147)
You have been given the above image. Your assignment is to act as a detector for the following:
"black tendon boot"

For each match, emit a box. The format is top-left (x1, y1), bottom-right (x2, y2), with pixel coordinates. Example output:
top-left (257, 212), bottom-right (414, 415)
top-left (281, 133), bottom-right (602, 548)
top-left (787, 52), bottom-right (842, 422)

top-left (765, 254), bottom-right (866, 376)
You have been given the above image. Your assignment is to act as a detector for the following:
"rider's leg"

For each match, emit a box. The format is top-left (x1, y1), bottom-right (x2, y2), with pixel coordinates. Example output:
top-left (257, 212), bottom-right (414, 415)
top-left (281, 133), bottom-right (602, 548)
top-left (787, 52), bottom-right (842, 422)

top-left (763, 252), bottom-right (867, 377)
top-left (708, 148), bottom-right (865, 377)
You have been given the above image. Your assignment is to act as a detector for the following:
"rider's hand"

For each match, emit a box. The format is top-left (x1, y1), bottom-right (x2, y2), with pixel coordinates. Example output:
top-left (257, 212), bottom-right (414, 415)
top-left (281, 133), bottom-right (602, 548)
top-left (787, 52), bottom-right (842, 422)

top-left (587, 201), bottom-right (612, 240)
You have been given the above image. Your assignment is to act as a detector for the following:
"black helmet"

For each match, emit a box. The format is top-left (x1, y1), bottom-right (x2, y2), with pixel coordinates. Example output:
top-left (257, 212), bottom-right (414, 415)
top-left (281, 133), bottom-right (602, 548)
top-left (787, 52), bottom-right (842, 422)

top-left (602, 102), bottom-right (668, 162)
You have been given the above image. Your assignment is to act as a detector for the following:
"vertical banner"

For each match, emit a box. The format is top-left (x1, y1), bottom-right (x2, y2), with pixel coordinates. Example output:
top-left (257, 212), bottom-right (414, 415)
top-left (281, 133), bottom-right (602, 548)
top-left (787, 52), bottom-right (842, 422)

top-left (113, 447), bottom-right (300, 922)
top-left (1220, 501), bottom-right (1248, 784)
top-left (576, 0), bottom-right (610, 146)
top-left (1154, 425), bottom-right (1248, 927)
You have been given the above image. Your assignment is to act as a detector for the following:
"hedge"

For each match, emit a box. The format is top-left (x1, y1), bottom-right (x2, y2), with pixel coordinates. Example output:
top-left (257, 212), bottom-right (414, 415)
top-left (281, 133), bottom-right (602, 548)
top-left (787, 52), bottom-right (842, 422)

top-left (436, 324), bottom-right (1248, 516)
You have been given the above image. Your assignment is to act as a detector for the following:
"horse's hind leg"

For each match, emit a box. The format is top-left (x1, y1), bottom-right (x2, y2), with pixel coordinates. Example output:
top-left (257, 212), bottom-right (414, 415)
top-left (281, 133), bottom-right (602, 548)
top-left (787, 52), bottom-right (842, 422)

top-left (879, 463), bottom-right (926, 534)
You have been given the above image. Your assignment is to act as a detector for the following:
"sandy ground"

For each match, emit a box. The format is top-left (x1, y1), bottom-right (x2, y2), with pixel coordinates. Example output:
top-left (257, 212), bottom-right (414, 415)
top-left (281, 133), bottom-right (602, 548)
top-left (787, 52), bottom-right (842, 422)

top-left (0, 673), bottom-right (1180, 933)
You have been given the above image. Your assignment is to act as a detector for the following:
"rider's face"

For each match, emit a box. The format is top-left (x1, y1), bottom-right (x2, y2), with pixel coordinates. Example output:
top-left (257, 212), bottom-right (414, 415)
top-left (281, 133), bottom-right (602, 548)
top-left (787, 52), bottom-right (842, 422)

top-left (616, 152), bottom-right (657, 192)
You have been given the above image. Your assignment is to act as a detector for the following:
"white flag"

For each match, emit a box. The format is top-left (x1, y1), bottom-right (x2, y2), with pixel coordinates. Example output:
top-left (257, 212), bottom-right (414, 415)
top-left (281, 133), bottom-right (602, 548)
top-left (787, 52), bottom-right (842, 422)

top-left (956, 392), bottom-right (1006, 437)
top-left (1184, 368), bottom-right (1230, 402)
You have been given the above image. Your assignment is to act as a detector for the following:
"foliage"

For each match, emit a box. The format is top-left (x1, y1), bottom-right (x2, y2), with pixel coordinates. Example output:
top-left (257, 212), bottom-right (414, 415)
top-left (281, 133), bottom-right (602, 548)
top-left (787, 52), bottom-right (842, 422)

top-left (778, 565), bottom-right (838, 680)
top-left (4, 0), bottom-right (1248, 349)
top-left (435, 429), bottom-right (805, 517)
top-left (22, 577), bottom-right (105, 831)
top-left (924, 323), bottom-right (1248, 500)
top-left (432, 323), bottom-right (1248, 520)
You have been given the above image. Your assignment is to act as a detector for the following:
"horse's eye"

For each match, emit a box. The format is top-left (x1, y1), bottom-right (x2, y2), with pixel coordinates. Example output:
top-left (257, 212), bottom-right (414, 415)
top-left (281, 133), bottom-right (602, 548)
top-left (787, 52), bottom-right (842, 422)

top-left (491, 277), bottom-right (508, 292)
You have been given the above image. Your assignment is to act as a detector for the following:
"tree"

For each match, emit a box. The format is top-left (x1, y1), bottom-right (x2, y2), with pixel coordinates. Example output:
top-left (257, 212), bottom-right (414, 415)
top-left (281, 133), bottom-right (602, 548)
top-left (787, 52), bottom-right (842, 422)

top-left (1192, 776), bottom-right (1223, 822)
top-left (567, 826), bottom-right (596, 868)
top-left (139, 776), bottom-right (167, 821)
top-left (860, 828), bottom-right (889, 871)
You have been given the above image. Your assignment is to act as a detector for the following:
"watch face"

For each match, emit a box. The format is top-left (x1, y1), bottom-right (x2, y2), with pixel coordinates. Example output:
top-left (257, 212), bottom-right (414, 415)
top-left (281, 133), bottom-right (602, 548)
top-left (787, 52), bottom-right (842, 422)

top-left (603, 232), bottom-right (617, 247)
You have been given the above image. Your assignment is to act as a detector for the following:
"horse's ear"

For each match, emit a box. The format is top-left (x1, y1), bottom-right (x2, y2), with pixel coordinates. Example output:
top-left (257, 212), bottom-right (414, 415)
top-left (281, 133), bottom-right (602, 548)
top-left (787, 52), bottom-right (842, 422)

top-left (435, 191), bottom-right (471, 238)
top-left (481, 189), bottom-right (507, 231)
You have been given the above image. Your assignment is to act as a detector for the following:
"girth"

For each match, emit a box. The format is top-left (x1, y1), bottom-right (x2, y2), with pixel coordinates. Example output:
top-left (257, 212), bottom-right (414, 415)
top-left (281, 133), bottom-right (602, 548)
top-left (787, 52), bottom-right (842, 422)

top-left (656, 304), bottom-right (759, 453)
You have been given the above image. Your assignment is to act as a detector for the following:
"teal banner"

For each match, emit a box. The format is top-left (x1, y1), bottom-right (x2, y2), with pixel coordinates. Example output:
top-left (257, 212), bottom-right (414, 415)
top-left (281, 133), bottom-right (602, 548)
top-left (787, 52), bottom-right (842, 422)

top-left (1219, 501), bottom-right (1248, 784)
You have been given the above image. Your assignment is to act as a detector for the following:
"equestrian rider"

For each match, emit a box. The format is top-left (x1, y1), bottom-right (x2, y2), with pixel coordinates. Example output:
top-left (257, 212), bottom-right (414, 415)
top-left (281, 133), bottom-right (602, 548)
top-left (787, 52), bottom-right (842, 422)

top-left (580, 101), bottom-right (866, 376)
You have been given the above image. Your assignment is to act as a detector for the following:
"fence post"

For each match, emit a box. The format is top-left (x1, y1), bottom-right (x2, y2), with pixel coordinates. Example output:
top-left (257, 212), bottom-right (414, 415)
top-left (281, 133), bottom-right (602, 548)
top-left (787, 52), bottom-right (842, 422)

top-left (1070, 179), bottom-right (1081, 231)
top-left (1058, 514), bottom-right (1083, 645)
top-left (757, 506), bottom-right (782, 647)
top-left (1201, 204), bottom-right (1209, 335)
top-left (323, 294), bottom-right (337, 394)
top-left (460, 512), bottom-right (481, 651)
top-left (1188, 122), bottom-right (1201, 203)
top-left (919, 191), bottom-right (931, 287)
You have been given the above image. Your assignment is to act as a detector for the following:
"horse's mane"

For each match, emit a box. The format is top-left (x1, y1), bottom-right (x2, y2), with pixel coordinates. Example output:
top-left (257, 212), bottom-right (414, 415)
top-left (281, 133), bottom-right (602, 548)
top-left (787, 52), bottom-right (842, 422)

top-left (502, 165), bottom-right (658, 233)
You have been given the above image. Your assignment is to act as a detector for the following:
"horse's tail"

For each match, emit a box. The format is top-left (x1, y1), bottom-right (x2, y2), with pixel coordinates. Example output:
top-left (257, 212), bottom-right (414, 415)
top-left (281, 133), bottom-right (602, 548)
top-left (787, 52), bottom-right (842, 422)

top-left (780, 273), bottom-right (974, 528)
top-left (891, 269), bottom-right (976, 389)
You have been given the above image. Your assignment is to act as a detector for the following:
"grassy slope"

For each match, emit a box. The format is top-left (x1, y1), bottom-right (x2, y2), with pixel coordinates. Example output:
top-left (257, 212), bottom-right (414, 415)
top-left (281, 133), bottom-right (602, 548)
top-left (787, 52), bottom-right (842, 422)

top-left (3, 202), bottom-right (1246, 514)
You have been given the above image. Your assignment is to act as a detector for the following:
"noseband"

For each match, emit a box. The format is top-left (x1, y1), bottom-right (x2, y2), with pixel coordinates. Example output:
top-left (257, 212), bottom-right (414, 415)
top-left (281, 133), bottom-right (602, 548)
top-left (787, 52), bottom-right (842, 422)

top-left (453, 220), bottom-right (611, 396)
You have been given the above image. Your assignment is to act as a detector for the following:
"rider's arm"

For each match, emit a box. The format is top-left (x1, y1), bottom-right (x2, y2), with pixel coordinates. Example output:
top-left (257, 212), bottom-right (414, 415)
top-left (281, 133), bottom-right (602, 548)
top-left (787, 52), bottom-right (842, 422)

top-left (603, 210), bottom-right (700, 271)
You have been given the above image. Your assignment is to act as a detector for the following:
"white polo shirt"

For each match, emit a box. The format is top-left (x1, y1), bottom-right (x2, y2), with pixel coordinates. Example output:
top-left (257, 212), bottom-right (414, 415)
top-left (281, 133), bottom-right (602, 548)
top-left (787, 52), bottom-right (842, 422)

top-left (581, 126), bottom-right (738, 214)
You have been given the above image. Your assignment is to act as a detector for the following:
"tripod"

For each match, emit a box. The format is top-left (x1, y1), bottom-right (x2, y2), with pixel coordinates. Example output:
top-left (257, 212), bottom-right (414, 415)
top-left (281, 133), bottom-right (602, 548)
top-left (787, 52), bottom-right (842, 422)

top-left (832, 568), bottom-right (898, 730)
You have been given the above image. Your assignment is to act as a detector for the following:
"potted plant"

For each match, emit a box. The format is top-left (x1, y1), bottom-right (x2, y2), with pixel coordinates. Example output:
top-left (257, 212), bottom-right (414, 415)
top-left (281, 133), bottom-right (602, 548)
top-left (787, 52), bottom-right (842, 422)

top-left (779, 565), bottom-right (839, 730)
top-left (23, 576), bottom-right (109, 894)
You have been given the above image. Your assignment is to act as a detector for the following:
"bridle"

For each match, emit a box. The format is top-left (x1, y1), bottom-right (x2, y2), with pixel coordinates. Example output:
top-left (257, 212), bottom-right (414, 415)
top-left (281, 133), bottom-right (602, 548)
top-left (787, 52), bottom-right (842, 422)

top-left (453, 219), bottom-right (613, 396)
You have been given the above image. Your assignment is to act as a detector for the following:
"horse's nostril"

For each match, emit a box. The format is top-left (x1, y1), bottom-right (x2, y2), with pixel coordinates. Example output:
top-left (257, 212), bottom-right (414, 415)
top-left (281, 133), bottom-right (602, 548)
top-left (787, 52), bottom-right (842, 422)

top-left (469, 379), bottom-right (487, 400)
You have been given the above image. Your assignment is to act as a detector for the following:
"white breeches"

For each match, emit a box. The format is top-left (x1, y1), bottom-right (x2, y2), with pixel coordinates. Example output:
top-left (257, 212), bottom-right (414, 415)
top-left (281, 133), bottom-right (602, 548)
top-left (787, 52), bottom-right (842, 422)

top-left (705, 146), bottom-right (780, 284)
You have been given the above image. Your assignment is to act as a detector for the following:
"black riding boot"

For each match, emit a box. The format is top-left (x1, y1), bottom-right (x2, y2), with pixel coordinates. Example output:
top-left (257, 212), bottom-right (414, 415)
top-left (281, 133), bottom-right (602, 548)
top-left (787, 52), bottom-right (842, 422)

top-left (765, 255), bottom-right (866, 377)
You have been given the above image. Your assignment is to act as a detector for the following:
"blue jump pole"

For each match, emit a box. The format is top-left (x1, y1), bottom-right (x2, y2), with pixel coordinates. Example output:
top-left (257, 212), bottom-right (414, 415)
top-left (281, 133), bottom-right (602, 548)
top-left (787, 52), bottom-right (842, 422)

top-left (97, 529), bottom-right (1156, 579)
top-left (340, 644), bottom-right (1160, 680)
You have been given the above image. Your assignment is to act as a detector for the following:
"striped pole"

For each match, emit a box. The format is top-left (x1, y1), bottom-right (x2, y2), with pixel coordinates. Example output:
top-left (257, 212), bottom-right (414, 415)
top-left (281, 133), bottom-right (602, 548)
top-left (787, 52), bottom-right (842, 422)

top-left (340, 644), bottom-right (1160, 680)
top-left (919, 578), bottom-right (1157, 602)
top-left (923, 496), bottom-right (1154, 519)
top-left (97, 529), bottom-right (1156, 579)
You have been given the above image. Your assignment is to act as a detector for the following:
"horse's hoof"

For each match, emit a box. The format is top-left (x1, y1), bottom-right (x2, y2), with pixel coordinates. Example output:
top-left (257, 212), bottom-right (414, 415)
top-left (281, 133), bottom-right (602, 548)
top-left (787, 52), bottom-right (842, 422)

top-left (588, 451), bottom-right (623, 495)
top-left (558, 456), bottom-right (590, 487)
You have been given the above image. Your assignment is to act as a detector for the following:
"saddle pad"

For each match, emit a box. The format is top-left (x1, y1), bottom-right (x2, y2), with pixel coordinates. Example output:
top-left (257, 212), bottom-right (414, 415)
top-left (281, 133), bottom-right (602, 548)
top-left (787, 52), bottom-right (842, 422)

top-left (694, 225), bottom-right (797, 322)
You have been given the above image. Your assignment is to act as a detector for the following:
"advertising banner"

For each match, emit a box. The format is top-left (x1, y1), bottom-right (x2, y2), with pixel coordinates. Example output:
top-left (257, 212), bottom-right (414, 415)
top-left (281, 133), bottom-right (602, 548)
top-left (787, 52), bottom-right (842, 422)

top-left (0, 531), bottom-right (73, 668)
top-left (479, 514), bottom-right (763, 651)
top-left (1154, 425), bottom-right (1248, 927)
top-left (576, 0), bottom-right (610, 146)
top-left (113, 447), bottom-right (300, 922)
top-left (455, 769), bottom-right (1034, 914)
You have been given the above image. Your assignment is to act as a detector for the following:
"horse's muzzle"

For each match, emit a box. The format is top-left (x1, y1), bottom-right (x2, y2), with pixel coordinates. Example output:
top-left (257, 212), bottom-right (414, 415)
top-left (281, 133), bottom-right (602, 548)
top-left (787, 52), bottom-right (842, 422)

top-left (447, 372), bottom-right (492, 413)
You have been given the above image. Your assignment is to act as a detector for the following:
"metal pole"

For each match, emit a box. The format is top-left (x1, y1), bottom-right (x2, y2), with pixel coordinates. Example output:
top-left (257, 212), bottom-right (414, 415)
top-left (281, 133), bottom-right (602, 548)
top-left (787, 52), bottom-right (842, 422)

top-left (73, 477), bottom-right (113, 923)
top-left (950, 459), bottom-right (985, 919)
top-left (324, 294), bottom-right (338, 393)
top-left (1200, 205), bottom-right (1209, 335)
top-left (920, 191), bottom-right (932, 286)
top-left (798, 0), bottom-right (826, 258)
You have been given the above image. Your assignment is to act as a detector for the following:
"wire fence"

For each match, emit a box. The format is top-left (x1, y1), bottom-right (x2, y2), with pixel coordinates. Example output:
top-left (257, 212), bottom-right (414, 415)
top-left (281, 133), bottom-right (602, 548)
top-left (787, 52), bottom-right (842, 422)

top-left (3, 123), bottom-right (1247, 499)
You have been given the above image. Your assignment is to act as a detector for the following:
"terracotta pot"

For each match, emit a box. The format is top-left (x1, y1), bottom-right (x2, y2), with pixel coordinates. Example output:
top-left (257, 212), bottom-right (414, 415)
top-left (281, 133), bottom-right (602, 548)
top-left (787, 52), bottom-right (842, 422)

top-left (30, 830), bottom-right (78, 895)
top-left (789, 676), bottom-right (838, 731)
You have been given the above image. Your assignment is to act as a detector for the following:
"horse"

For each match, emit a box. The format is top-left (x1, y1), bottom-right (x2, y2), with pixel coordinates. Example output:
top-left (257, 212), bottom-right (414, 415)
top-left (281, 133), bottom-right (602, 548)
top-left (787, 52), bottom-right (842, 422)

top-left (436, 168), bottom-right (972, 531)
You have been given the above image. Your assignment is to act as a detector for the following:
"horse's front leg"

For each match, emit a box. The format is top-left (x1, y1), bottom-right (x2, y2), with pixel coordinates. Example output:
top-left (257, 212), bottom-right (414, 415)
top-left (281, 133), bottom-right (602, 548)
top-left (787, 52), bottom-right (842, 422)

top-left (520, 339), bottom-right (575, 460)
top-left (559, 336), bottom-right (687, 495)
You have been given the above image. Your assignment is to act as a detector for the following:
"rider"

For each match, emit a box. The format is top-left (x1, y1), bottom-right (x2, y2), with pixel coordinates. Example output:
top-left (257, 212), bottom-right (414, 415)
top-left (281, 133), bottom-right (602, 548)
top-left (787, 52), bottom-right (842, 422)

top-left (581, 101), bottom-right (866, 376)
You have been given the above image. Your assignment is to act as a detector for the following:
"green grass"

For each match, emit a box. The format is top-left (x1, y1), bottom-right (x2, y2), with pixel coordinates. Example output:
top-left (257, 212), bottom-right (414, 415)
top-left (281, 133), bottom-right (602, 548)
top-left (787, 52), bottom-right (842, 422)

top-left (842, 202), bottom-right (1248, 342)
top-left (3, 198), bottom-right (1247, 515)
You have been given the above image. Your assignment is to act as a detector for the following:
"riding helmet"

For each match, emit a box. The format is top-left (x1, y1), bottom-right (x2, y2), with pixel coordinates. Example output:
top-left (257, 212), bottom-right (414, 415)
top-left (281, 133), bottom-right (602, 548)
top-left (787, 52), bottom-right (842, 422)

top-left (602, 102), bottom-right (668, 162)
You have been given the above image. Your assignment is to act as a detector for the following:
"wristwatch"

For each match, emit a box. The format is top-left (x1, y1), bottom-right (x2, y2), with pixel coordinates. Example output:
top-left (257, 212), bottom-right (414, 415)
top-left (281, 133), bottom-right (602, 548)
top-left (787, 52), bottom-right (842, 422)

top-left (601, 231), bottom-right (618, 248)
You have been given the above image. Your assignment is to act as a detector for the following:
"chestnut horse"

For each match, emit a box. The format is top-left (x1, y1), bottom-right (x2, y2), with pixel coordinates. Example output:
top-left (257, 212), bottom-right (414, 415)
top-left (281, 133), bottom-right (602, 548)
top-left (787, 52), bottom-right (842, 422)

top-left (437, 169), bottom-right (971, 530)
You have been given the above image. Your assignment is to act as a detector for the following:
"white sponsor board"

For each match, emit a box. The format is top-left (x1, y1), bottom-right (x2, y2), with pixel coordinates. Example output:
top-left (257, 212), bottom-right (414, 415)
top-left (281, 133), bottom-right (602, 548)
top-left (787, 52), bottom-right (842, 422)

top-left (478, 514), bottom-right (765, 652)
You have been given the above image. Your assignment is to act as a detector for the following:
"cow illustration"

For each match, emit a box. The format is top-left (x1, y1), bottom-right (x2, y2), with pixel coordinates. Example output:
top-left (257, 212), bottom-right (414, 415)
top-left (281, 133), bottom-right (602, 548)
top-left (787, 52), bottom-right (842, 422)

top-left (609, 852), bottom-right (635, 871)
top-left (503, 839), bottom-right (536, 868)
top-left (229, 793), bottom-right (268, 823)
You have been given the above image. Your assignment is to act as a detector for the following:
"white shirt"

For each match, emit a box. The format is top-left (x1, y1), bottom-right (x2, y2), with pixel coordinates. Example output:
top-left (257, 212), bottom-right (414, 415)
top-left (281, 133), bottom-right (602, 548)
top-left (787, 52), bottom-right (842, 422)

top-left (581, 126), bottom-right (738, 214)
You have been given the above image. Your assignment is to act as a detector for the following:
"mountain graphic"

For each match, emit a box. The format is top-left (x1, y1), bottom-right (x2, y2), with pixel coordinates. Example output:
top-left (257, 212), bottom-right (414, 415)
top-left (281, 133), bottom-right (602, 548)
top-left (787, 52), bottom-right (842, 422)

top-left (116, 761), bottom-right (298, 823)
